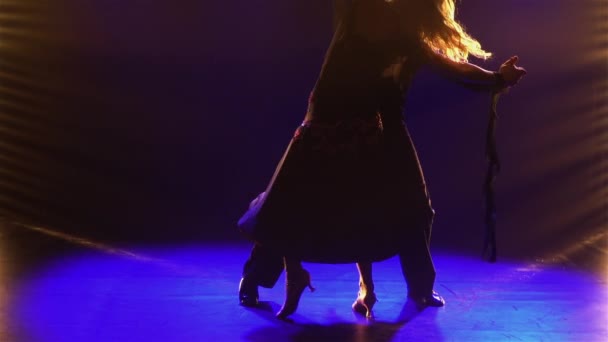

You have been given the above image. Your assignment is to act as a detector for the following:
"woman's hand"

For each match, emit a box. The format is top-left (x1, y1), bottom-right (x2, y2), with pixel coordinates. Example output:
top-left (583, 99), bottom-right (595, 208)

top-left (498, 56), bottom-right (527, 88)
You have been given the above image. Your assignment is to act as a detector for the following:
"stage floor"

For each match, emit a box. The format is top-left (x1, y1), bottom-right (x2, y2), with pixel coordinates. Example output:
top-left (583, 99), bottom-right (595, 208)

top-left (1, 220), bottom-right (606, 341)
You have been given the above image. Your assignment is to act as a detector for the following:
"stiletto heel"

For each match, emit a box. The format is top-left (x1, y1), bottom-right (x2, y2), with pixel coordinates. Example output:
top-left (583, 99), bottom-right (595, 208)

top-left (352, 283), bottom-right (377, 318)
top-left (276, 269), bottom-right (315, 319)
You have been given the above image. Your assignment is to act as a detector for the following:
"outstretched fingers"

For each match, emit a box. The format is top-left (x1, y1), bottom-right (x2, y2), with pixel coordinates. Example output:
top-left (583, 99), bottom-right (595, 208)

top-left (506, 55), bottom-right (519, 65)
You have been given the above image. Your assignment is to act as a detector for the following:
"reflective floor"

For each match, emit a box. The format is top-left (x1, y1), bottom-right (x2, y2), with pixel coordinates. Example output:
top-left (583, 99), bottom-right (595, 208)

top-left (1, 220), bottom-right (606, 341)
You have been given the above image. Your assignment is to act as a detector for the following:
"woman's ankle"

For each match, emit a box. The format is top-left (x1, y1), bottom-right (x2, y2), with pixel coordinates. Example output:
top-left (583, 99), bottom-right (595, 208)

top-left (358, 280), bottom-right (375, 294)
top-left (284, 257), bottom-right (303, 274)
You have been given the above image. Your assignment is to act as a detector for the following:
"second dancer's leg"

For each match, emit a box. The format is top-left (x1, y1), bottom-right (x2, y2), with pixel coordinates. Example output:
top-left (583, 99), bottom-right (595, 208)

top-left (399, 209), bottom-right (445, 309)
top-left (239, 243), bottom-right (285, 306)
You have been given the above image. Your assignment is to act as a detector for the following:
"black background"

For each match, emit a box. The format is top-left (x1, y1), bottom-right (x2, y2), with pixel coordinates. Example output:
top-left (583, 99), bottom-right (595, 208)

top-left (0, 0), bottom-right (605, 263)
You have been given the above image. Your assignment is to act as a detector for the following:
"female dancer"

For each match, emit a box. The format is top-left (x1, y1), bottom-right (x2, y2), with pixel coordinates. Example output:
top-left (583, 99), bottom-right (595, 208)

top-left (238, 0), bottom-right (526, 319)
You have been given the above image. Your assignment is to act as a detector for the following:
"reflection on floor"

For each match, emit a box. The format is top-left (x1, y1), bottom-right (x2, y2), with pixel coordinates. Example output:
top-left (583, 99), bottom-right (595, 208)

top-left (1, 221), bottom-right (606, 341)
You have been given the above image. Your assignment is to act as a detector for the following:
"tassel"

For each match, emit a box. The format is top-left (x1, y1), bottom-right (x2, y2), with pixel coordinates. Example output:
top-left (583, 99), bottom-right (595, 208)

top-left (482, 92), bottom-right (501, 262)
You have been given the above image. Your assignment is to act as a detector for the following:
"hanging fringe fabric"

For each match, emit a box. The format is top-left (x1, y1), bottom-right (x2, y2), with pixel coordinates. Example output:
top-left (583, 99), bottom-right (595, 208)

top-left (482, 92), bottom-right (501, 262)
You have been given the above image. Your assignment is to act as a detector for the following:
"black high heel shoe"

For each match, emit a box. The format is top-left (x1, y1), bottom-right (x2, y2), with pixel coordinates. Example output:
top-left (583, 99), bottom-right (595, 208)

top-left (352, 284), bottom-right (377, 319)
top-left (409, 290), bottom-right (445, 310)
top-left (276, 269), bottom-right (315, 319)
top-left (238, 277), bottom-right (259, 307)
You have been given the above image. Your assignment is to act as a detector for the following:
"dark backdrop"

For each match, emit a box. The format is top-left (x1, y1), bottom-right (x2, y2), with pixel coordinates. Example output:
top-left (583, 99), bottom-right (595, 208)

top-left (0, 0), bottom-right (605, 262)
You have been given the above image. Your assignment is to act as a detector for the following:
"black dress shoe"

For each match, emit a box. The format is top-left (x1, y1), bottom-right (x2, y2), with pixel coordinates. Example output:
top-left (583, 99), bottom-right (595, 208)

top-left (409, 290), bottom-right (445, 310)
top-left (239, 277), bottom-right (259, 307)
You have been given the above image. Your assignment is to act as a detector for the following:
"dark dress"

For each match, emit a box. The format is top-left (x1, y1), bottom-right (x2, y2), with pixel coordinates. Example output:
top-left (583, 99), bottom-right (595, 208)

top-left (238, 5), bottom-right (433, 264)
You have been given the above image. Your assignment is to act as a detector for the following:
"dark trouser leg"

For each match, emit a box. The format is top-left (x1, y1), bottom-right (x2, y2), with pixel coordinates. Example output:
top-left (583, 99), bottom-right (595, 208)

top-left (242, 243), bottom-right (284, 288)
top-left (399, 209), bottom-right (436, 298)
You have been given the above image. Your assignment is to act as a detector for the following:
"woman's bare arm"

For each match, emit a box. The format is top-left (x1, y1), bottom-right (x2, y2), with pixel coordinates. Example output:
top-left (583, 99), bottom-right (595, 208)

top-left (425, 49), bottom-right (527, 91)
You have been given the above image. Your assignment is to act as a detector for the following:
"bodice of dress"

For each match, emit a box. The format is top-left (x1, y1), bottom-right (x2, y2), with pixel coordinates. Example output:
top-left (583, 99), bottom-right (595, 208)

top-left (306, 2), bottom-right (422, 125)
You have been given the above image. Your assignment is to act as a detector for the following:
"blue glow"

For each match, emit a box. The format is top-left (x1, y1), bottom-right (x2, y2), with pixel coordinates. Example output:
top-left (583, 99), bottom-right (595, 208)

top-left (9, 245), bottom-right (608, 341)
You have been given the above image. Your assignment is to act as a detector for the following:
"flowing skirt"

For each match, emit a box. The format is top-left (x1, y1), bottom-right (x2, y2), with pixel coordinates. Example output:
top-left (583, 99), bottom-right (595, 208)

top-left (238, 113), bottom-right (433, 263)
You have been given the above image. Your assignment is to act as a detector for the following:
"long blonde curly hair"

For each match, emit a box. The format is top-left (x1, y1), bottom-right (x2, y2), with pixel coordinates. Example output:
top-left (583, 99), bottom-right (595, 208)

top-left (391, 0), bottom-right (491, 62)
